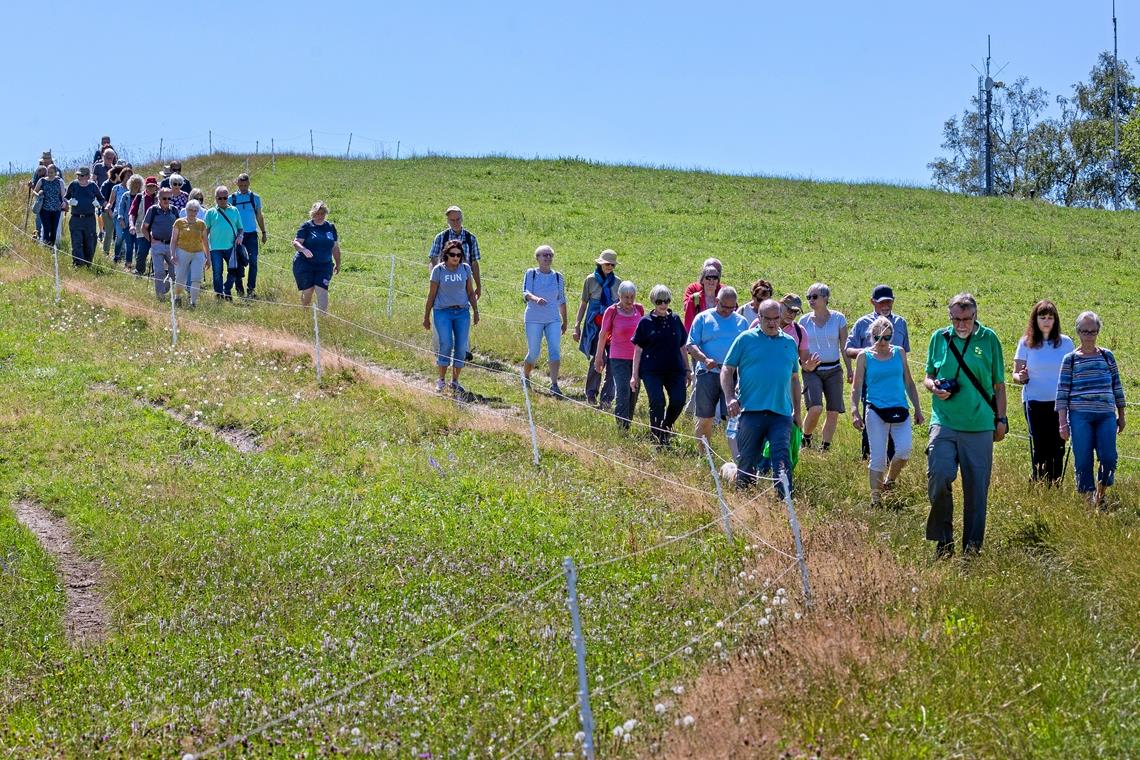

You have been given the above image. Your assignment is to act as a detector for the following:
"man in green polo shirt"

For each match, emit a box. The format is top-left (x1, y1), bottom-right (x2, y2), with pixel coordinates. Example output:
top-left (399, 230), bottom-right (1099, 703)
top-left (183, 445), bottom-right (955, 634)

top-left (923, 293), bottom-right (1008, 559)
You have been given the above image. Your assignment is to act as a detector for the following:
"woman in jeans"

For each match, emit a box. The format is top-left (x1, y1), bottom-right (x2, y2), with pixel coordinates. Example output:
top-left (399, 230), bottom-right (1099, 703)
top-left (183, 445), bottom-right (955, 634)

top-left (521, 244), bottom-right (567, 396)
top-left (573, 250), bottom-right (619, 408)
top-left (116, 174), bottom-right (143, 270)
top-left (170, 200), bottom-right (210, 308)
top-left (597, 281), bottom-right (644, 429)
top-left (32, 165), bottom-right (66, 247)
top-left (850, 316), bottom-right (924, 506)
top-left (799, 283), bottom-right (851, 452)
top-left (631, 285), bottom-right (691, 446)
top-left (1056, 311), bottom-right (1126, 507)
top-left (424, 239), bottom-right (479, 396)
top-left (1012, 300), bottom-right (1074, 484)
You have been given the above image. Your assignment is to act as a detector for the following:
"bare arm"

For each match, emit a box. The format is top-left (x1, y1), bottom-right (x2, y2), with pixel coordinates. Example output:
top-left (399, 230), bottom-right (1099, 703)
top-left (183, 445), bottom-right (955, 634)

top-left (559, 302), bottom-right (568, 334)
top-left (900, 350), bottom-right (924, 424)
top-left (471, 259), bottom-right (481, 299)
top-left (332, 242), bottom-right (341, 274)
top-left (466, 275), bottom-right (479, 325)
top-left (1012, 358), bottom-right (1028, 384)
top-left (423, 281), bottom-right (439, 329)
top-left (849, 352), bottom-right (866, 428)
top-left (791, 373), bottom-right (802, 427)
top-left (839, 324), bottom-right (852, 379)
top-left (721, 365), bottom-right (739, 416)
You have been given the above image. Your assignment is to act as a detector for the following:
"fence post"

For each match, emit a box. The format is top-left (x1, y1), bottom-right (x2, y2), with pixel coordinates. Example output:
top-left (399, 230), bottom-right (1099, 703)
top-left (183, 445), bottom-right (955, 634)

top-left (52, 244), bottom-right (61, 304)
top-left (255, 140), bottom-right (259, 155)
top-left (159, 138), bottom-right (163, 163)
top-left (346, 133), bottom-right (352, 158)
top-left (310, 129), bottom-right (314, 154)
top-left (386, 254), bottom-right (396, 318)
top-left (209, 130), bottom-right (213, 154)
top-left (395, 141), bottom-right (400, 160)
top-left (271, 139), bottom-right (276, 172)
top-left (312, 300), bottom-right (322, 384)
top-left (701, 436), bottom-right (733, 541)
top-left (520, 370), bottom-right (540, 466)
top-left (563, 558), bottom-right (596, 760)
top-left (778, 470), bottom-right (811, 607)
top-left (168, 278), bottom-right (178, 347)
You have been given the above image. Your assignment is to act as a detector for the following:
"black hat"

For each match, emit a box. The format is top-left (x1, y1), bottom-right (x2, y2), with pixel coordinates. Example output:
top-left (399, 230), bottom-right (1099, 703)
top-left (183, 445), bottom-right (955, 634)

top-left (871, 285), bottom-right (895, 302)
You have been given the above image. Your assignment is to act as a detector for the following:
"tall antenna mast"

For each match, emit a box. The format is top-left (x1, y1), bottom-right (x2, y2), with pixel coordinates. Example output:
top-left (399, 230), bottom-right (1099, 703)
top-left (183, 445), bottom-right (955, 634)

top-left (1113, 0), bottom-right (1121, 210)
top-left (984, 35), bottom-right (994, 196)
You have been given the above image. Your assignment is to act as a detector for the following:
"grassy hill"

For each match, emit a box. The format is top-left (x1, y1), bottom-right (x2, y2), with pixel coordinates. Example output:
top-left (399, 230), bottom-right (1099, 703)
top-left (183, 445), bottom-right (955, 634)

top-left (1, 155), bottom-right (1137, 758)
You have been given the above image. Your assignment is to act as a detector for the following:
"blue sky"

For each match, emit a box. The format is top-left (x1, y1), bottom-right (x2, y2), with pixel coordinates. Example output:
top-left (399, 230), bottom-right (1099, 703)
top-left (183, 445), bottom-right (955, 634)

top-left (7, 1), bottom-right (1126, 184)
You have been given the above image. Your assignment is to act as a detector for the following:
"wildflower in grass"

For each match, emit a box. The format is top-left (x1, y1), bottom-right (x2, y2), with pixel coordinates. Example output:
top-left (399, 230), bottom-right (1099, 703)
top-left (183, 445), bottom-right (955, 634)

top-left (681, 715), bottom-right (696, 728)
top-left (623, 719), bottom-right (637, 732)
top-left (672, 685), bottom-right (684, 695)
top-left (613, 725), bottom-right (624, 738)
top-left (655, 703), bottom-right (667, 715)
top-left (759, 616), bottom-right (770, 626)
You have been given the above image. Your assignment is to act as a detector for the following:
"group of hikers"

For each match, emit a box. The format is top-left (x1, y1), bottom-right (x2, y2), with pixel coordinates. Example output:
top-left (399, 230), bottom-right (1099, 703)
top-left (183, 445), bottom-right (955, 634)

top-left (22, 139), bottom-right (1127, 560)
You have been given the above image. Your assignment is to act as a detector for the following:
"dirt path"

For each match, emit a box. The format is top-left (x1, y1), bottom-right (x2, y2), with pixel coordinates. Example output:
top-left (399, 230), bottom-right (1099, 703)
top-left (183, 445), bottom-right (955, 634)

top-left (11, 500), bottom-right (110, 646)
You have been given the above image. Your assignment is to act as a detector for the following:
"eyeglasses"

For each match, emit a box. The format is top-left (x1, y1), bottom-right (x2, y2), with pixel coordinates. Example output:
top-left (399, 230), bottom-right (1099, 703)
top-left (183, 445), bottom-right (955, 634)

top-left (537, 253), bottom-right (553, 259)
top-left (446, 251), bottom-right (463, 258)
top-left (760, 315), bottom-right (781, 322)
top-left (874, 334), bottom-right (893, 342)
top-left (215, 195), bottom-right (228, 200)
top-left (807, 294), bottom-right (822, 300)
top-left (654, 298), bottom-right (671, 305)
top-left (1077, 328), bottom-right (1099, 335)
top-left (950, 315), bottom-right (975, 324)
top-left (704, 275), bottom-right (720, 280)
top-left (158, 196), bottom-right (171, 201)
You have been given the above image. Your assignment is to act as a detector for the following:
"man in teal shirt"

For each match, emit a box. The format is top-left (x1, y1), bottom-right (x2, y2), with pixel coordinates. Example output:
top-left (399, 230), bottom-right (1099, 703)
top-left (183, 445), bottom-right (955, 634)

top-left (721, 299), bottom-right (802, 494)
top-left (204, 185), bottom-right (245, 300)
top-left (923, 293), bottom-right (1008, 559)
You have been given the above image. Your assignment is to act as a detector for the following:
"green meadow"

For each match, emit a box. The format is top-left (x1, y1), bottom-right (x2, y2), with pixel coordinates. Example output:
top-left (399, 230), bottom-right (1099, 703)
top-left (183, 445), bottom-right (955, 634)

top-left (0, 155), bottom-right (1136, 758)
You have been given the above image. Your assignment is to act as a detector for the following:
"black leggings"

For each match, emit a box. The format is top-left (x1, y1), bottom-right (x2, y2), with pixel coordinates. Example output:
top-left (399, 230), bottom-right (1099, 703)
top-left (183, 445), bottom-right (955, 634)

top-left (1024, 399), bottom-right (1066, 483)
top-left (641, 371), bottom-right (687, 444)
top-left (39, 209), bottom-right (61, 246)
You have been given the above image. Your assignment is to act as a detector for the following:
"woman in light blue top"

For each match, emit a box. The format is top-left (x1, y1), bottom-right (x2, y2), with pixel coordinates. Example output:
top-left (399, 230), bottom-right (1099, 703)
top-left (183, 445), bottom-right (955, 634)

top-left (522, 244), bottom-right (568, 396)
top-left (424, 239), bottom-right (480, 396)
top-left (850, 316), bottom-right (924, 506)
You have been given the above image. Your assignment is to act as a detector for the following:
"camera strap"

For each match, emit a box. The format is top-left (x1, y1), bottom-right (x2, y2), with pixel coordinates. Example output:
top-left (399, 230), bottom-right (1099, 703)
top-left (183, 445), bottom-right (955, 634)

top-left (943, 329), bottom-right (997, 415)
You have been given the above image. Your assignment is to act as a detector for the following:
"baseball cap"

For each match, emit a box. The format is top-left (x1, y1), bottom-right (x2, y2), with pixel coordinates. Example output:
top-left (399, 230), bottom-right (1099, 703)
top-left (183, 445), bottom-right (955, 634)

top-left (780, 293), bottom-right (803, 311)
top-left (76, 167), bottom-right (90, 177)
top-left (871, 285), bottom-right (895, 302)
top-left (445, 205), bottom-right (462, 215)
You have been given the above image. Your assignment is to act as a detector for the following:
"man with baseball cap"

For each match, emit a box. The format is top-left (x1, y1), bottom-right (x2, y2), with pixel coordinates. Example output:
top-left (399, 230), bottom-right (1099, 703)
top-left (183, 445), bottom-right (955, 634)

top-left (428, 205), bottom-right (481, 299)
top-left (846, 284), bottom-right (911, 461)
top-left (63, 167), bottom-right (105, 267)
top-left (160, 160), bottom-right (192, 195)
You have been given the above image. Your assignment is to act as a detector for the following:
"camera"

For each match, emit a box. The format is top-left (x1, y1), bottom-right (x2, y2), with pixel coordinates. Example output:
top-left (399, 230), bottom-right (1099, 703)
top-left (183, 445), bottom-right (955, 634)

top-left (934, 378), bottom-right (960, 397)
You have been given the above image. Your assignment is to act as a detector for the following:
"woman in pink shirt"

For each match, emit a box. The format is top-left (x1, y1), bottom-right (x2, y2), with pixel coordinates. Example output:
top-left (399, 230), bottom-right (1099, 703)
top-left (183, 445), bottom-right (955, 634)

top-left (596, 280), bottom-right (645, 429)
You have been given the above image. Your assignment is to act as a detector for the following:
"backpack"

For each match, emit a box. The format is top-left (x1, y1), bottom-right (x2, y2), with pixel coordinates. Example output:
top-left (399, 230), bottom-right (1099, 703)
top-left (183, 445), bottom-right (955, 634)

top-left (440, 228), bottom-right (473, 259)
top-left (524, 268), bottom-right (562, 302)
top-left (233, 191), bottom-right (260, 213)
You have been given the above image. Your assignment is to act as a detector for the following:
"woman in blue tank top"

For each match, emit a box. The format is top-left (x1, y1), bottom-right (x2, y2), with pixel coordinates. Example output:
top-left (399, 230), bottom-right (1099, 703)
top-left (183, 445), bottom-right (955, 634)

top-left (850, 316), bottom-right (925, 506)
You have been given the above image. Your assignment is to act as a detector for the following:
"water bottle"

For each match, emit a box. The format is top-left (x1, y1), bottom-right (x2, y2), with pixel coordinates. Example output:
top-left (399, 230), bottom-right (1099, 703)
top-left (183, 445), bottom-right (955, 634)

top-left (725, 414), bottom-right (739, 440)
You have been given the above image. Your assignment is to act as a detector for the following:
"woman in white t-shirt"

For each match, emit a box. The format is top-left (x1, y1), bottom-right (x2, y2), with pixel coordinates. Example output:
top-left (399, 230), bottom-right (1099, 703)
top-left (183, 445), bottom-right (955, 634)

top-left (1012, 299), bottom-right (1074, 484)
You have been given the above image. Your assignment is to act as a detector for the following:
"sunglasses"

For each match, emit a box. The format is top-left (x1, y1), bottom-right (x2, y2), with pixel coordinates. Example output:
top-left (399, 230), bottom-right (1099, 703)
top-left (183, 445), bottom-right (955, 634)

top-left (704, 275), bottom-right (720, 280)
top-left (1077, 328), bottom-right (1099, 335)
top-left (807, 294), bottom-right (822, 300)
top-left (216, 195), bottom-right (228, 200)
top-left (654, 298), bottom-right (671, 305)
top-left (445, 251), bottom-right (463, 258)
top-left (874, 334), bottom-right (893, 342)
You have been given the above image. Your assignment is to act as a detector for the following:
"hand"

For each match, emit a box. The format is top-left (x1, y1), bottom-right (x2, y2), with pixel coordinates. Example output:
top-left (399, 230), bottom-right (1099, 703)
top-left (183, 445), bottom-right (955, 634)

top-left (573, 326), bottom-right (581, 342)
top-left (261, 232), bottom-right (267, 244)
top-left (703, 357), bottom-right (717, 370)
top-left (560, 322), bottom-right (568, 335)
top-left (630, 375), bottom-right (639, 392)
top-left (993, 420), bottom-right (1008, 442)
top-left (302, 248), bottom-right (313, 259)
top-left (727, 398), bottom-right (741, 418)
top-left (423, 316), bottom-right (431, 331)
top-left (473, 311), bottom-right (480, 326)
top-left (333, 262), bottom-right (339, 275)
top-left (1059, 423), bottom-right (1070, 441)
top-left (914, 409), bottom-right (925, 426)
top-left (931, 385), bottom-right (951, 401)
top-left (803, 353), bottom-right (821, 371)
top-left (475, 285), bottom-right (482, 300)
top-left (846, 369), bottom-right (854, 384)
top-left (851, 412), bottom-right (864, 431)
top-left (129, 226), bottom-right (136, 235)
top-left (1118, 416), bottom-right (1127, 434)
top-left (1015, 368), bottom-right (1029, 384)
top-left (532, 296), bottom-right (547, 306)
top-left (686, 371), bottom-right (694, 387)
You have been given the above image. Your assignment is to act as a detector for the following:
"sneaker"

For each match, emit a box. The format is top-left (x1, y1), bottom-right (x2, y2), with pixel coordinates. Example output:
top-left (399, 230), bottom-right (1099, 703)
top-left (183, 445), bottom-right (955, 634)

top-left (435, 379), bottom-right (446, 393)
top-left (586, 395), bottom-right (598, 407)
top-left (820, 441), bottom-right (831, 452)
top-left (450, 381), bottom-right (468, 398)
top-left (247, 291), bottom-right (258, 300)
top-left (933, 542), bottom-right (954, 561)
top-left (549, 383), bottom-right (563, 398)
top-left (881, 478), bottom-right (895, 492)
top-left (801, 434), bottom-right (813, 450)
top-left (963, 542), bottom-right (982, 559)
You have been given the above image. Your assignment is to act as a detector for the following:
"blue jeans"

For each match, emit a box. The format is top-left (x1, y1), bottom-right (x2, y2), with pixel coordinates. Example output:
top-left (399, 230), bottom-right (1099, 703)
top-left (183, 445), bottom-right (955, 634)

top-left (134, 237), bottom-right (151, 276)
top-left (243, 234), bottom-right (259, 293)
top-left (524, 321), bottom-right (562, 365)
top-left (736, 411), bottom-right (793, 495)
top-left (210, 249), bottom-right (244, 296)
top-left (434, 308), bottom-right (471, 368)
top-left (116, 229), bottom-right (137, 267)
top-left (1069, 410), bottom-right (1118, 493)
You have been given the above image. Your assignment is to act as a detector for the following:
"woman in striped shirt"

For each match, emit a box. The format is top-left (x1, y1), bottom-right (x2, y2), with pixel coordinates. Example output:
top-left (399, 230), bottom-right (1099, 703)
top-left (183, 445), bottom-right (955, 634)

top-left (1055, 311), bottom-right (1127, 507)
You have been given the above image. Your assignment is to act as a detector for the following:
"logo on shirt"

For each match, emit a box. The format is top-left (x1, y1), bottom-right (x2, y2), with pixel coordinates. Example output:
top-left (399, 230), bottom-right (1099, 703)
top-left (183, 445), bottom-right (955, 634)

top-left (325, 231), bottom-right (335, 240)
top-left (974, 347), bottom-right (983, 356)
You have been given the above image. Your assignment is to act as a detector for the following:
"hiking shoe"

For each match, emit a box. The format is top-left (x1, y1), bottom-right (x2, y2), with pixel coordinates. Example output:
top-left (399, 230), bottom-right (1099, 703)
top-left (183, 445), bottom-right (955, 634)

top-left (435, 379), bottom-right (446, 393)
top-left (549, 383), bottom-right (563, 398)
top-left (450, 381), bottom-right (468, 398)
top-left (933, 542), bottom-right (954, 561)
top-left (585, 394), bottom-right (598, 407)
top-left (881, 478), bottom-right (895, 492)
top-left (174, 297), bottom-right (184, 308)
top-left (963, 542), bottom-right (982, 559)
top-left (801, 434), bottom-right (813, 450)
top-left (820, 441), bottom-right (831, 452)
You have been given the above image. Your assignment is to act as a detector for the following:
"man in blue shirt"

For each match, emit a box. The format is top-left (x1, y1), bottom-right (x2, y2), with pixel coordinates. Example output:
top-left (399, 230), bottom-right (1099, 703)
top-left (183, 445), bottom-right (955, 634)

top-left (231, 173), bottom-right (267, 298)
top-left (428, 205), bottom-right (481, 299)
top-left (686, 286), bottom-right (749, 450)
top-left (721, 299), bottom-right (802, 493)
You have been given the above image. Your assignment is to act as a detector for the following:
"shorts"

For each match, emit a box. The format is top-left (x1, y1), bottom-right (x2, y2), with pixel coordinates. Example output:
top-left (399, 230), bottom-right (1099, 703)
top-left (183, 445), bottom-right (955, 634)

top-left (293, 256), bottom-right (334, 291)
top-left (803, 363), bottom-right (845, 412)
top-left (693, 371), bottom-right (725, 419)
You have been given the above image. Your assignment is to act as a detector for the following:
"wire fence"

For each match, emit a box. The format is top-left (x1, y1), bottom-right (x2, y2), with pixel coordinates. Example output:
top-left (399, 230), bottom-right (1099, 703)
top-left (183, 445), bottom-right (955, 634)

top-left (0, 213), bottom-right (812, 758)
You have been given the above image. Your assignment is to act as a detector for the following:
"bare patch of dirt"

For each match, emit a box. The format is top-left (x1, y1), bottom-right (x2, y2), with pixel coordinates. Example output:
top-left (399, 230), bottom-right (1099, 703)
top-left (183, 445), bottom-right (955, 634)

top-left (655, 518), bottom-right (918, 758)
top-left (91, 381), bottom-right (262, 453)
top-left (11, 500), bottom-right (110, 646)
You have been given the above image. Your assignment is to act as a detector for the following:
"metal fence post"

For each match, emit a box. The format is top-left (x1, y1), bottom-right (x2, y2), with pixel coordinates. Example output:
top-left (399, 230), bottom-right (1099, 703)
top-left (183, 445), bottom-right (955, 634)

top-left (312, 300), bottom-right (322, 384)
top-left (209, 130), bottom-right (213, 154)
top-left (701, 436), bottom-right (733, 541)
top-left (52, 244), bottom-right (61, 304)
top-left (386, 254), bottom-right (396, 318)
top-left (563, 558), bottom-right (596, 760)
top-left (520, 371), bottom-right (540, 466)
top-left (271, 139), bottom-right (276, 172)
top-left (168, 277), bottom-right (178, 347)
top-left (346, 133), bottom-right (352, 158)
top-left (778, 469), bottom-right (811, 607)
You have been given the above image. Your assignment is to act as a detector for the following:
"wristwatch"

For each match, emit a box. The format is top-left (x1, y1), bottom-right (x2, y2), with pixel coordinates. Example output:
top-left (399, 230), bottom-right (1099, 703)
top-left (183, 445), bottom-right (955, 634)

top-left (996, 416), bottom-right (1008, 426)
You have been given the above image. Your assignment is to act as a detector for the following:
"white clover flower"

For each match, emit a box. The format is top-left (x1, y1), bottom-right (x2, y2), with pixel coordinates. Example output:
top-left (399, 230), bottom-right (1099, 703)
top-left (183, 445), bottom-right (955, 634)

top-left (613, 725), bottom-right (625, 738)
top-left (683, 646), bottom-right (693, 656)
top-left (776, 587), bottom-right (787, 597)
top-left (623, 719), bottom-right (637, 732)
top-left (684, 620), bottom-right (693, 627)
top-left (794, 611), bottom-right (803, 620)
top-left (759, 616), bottom-right (770, 626)
top-left (574, 731), bottom-right (585, 743)
top-left (655, 703), bottom-right (667, 715)
top-left (761, 595), bottom-right (769, 603)
top-left (911, 586), bottom-right (919, 594)
top-left (681, 715), bottom-right (695, 728)
top-left (713, 641), bottom-right (722, 650)
top-left (351, 727), bottom-right (361, 737)
top-left (672, 685), bottom-right (684, 695)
